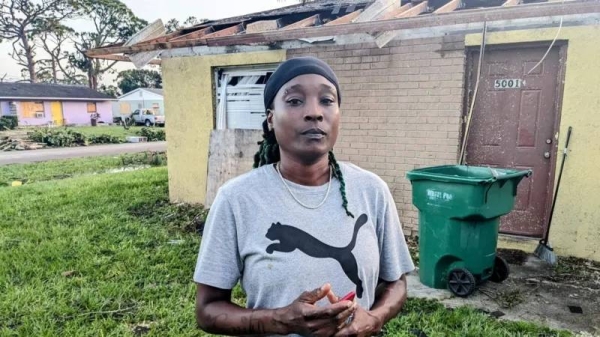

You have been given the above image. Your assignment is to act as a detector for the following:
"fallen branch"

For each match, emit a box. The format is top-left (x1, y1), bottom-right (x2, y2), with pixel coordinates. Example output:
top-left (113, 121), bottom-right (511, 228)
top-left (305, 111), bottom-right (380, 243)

top-left (67, 306), bottom-right (137, 319)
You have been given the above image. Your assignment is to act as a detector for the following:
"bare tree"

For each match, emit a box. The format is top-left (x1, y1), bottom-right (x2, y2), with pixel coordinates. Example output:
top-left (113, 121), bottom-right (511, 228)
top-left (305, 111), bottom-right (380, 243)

top-left (0, 0), bottom-right (77, 83)
top-left (36, 23), bottom-right (85, 84)
top-left (69, 0), bottom-right (146, 89)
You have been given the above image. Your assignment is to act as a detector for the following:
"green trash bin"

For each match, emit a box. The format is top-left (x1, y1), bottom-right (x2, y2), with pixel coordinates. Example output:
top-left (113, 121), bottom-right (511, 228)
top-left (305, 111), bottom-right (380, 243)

top-left (406, 165), bottom-right (531, 297)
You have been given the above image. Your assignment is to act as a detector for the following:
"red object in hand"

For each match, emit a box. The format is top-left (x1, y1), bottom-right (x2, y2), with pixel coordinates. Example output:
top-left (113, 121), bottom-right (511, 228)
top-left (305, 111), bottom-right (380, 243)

top-left (340, 291), bottom-right (356, 302)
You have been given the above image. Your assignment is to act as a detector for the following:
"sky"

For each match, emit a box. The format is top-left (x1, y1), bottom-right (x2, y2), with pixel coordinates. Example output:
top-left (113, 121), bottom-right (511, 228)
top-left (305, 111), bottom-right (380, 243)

top-left (0, 0), bottom-right (290, 84)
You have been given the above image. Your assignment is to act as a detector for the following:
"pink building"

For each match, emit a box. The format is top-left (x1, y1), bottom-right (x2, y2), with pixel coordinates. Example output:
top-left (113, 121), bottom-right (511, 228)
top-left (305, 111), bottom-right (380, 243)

top-left (0, 83), bottom-right (115, 126)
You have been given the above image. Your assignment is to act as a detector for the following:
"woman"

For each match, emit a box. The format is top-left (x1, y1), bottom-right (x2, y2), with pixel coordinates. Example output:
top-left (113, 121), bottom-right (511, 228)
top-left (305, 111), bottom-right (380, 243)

top-left (194, 57), bottom-right (415, 337)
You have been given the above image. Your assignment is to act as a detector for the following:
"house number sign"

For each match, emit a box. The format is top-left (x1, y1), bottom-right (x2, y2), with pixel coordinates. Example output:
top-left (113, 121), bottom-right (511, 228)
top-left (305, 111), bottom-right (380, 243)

top-left (494, 79), bottom-right (524, 89)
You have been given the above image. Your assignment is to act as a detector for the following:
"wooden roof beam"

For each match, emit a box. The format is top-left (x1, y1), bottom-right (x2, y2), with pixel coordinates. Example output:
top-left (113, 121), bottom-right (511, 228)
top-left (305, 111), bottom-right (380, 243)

top-left (354, 0), bottom-right (397, 22)
top-left (380, 3), bottom-right (413, 20)
top-left (136, 32), bottom-right (180, 45)
top-left (503, 0), bottom-right (520, 6)
top-left (325, 9), bottom-right (363, 26)
top-left (246, 19), bottom-right (282, 33)
top-left (95, 54), bottom-right (161, 65)
top-left (375, 1), bottom-right (429, 47)
top-left (281, 14), bottom-right (320, 30)
top-left (435, 0), bottom-right (462, 13)
top-left (170, 27), bottom-right (215, 42)
top-left (396, 1), bottom-right (429, 18)
top-left (202, 23), bottom-right (244, 39)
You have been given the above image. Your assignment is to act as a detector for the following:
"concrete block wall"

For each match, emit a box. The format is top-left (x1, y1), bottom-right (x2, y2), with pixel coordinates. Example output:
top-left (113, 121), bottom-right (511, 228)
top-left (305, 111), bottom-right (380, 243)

top-left (287, 36), bottom-right (467, 235)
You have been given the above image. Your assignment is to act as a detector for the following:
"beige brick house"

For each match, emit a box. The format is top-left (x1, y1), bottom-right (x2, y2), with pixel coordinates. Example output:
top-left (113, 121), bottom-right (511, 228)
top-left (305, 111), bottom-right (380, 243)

top-left (89, 0), bottom-right (600, 261)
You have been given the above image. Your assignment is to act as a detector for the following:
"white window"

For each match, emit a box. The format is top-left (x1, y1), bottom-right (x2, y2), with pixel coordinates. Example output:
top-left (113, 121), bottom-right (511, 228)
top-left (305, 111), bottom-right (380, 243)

top-left (8, 101), bottom-right (17, 115)
top-left (215, 65), bottom-right (278, 130)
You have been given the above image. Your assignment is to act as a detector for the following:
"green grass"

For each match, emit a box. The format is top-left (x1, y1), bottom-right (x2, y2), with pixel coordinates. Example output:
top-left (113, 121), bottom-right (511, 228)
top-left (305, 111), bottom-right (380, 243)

top-left (386, 298), bottom-right (572, 337)
top-left (0, 152), bottom-right (167, 187)
top-left (0, 167), bottom-right (207, 336)
top-left (0, 160), bottom-right (572, 336)
top-left (66, 126), bottom-right (144, 141)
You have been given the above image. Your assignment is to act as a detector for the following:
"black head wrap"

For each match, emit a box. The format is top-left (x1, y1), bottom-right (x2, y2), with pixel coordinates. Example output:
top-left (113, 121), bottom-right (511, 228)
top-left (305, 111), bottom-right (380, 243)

top-left (263, 56), bottom-right (341, 110)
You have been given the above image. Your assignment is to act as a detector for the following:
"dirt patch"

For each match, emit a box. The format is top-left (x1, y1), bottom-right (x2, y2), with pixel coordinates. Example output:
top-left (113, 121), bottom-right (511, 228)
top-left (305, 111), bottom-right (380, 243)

top-left (440, 255), bottom-right (600, 335)
top-left (127, 198), bottom-right (208, 235)
top-left (498, 248), bottom-right (530, 266)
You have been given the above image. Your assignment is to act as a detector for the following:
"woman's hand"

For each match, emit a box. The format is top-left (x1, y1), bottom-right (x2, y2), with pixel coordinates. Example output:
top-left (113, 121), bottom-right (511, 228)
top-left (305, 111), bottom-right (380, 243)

top-left (334, 305), bottom-right (383, 337)
top-left (275, 283), bottom-right (357, 337)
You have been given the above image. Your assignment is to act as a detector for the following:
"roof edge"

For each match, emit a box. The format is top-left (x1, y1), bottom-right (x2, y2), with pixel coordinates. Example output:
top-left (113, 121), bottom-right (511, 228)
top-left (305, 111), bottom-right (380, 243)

top-left (86, 0), bottom-right (600, 57)
top-left (0, 96), bottom-right (116, 101)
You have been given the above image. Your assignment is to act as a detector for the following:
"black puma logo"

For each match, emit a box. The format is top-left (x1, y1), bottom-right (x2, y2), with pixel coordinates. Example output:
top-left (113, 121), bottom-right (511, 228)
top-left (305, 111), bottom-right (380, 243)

top-left (265, 214), bottom-right (368, 298)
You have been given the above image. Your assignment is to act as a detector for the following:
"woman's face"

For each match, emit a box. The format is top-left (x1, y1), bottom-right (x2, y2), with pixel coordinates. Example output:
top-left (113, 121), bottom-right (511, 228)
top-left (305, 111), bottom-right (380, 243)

top-left (268, 74), bottom-right (340, 164)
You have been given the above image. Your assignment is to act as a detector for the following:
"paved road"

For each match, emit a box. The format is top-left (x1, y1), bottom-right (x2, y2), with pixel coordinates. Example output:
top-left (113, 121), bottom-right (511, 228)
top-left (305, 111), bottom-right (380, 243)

top-left (0, 142), bottom-right (167, 165)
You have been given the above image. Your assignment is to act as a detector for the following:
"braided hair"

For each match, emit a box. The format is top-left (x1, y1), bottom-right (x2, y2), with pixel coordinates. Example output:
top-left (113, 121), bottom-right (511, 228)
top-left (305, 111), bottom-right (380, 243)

top-left (253, 119), bottom-right (354, 218)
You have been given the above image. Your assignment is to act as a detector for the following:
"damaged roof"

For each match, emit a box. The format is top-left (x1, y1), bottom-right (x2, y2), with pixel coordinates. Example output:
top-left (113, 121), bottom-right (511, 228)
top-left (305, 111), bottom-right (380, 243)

top-left (86, 0), bottom-right (600, 62)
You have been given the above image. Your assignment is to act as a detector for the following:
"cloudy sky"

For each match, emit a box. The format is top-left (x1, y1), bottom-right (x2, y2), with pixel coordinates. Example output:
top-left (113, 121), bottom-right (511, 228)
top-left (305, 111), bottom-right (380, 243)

top-left (0, 0), bottom-right (289, 83)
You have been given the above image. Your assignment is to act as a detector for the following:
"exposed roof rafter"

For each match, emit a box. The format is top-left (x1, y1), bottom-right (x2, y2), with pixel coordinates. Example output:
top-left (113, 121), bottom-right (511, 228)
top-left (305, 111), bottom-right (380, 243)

top-left (380, 3), bottom-right (413, 20)
top-left (396, 1), bottom-right (429, 18)
top-left (375, 1), bottom-right (429, 47)
top-left (503, 0), bottom-right (521, 6)
top-left (95, 54), bottom-right (161, 65)
top-left (282, 14), bottom-right (321, 30)
top-left (435, 0), bottom-right (463, 13)
top-left (354, 0), bottom-right (397, 22)
top-left (85, 0), bottom-right (600, 58)
top-left (246, 20), bottom-right (282, 33)
top-left (170, 27), bottom-right (215, 42)
top-left (203, 23), bottom-right (245, 38)
top-left (325, 9), bottom-right (363, 25)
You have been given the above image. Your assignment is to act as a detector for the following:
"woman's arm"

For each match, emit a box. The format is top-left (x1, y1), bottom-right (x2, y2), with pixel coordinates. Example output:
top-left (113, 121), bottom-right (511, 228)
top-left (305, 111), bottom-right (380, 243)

top-left (195, 284), bottom-right (284, 336)
top-left (369, 275), bottom-right (408, 326)
top-left (196, 283), bottom-right (357, 337)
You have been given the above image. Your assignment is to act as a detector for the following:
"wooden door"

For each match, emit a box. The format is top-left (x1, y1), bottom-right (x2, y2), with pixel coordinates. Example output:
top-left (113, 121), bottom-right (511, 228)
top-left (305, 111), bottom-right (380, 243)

top-left (465, 45), bottom-right (564, 237)
top-left (50, 102), bottom-right (63, 126)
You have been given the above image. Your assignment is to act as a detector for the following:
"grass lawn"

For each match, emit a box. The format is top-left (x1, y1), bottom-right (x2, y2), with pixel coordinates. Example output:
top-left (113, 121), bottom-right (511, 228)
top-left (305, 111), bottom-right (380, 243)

top-left (0, 152), bottom-right (167, 187)
top-left (67, 126), bottom-right (145, 141)
top-left (0, 160), bottom-right (572, 336)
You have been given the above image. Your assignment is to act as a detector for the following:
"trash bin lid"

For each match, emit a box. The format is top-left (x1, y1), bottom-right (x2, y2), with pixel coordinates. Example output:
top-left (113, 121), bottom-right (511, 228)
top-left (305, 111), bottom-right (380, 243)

top-left (406, 165), bottom-right (531, 185)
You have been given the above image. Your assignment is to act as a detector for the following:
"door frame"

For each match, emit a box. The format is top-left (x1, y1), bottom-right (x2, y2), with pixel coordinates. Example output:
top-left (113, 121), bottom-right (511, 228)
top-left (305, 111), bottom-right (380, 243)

top-left (461, 41), bottom-right (569, 238)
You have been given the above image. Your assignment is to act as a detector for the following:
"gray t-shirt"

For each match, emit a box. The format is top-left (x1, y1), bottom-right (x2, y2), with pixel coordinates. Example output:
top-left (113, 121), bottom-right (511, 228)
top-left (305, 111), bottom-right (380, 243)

top-left (193, 161), bottom-right (415, 333)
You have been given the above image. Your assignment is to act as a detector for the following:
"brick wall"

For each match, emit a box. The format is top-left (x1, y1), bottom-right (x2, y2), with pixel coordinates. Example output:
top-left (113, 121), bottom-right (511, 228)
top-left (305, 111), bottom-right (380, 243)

top-left (287, 36), bottom-right (466, 235)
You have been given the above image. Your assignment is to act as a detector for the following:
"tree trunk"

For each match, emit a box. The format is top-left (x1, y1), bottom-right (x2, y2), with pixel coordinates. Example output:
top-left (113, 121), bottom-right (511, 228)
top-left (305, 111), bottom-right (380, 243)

top-left (51, 59), bottom-right (58, 84)
top-left (87, 65), bottom-right (94, 88)
top-left (21, 35), bottom-right (37, 83)
top-left (91, 75), bottom-right (98, 89)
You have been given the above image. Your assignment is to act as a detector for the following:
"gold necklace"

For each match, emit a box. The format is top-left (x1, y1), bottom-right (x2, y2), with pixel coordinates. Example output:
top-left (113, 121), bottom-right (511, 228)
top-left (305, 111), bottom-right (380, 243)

top-left (276, 162), bottom-right (333, 209)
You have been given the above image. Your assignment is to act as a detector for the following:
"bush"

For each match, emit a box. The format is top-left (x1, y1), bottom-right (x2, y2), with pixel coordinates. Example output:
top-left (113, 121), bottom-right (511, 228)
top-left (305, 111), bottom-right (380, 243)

top-left (0, 116), bottom-right (18, 131)
top-left (120, 151), bottom-right (167, 167)
top-left (137, 127), bottom-right (166, 142)
top-left (88, 134), bottom-right (122, 144)
top-left (28, 128), bottom-right (88, 147)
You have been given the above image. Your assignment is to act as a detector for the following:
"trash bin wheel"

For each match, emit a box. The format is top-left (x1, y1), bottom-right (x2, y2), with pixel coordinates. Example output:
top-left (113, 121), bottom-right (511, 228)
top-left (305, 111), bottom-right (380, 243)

top-left (490, 256), bottom-right (510, 283)
top-left (448, 268), bottom-right (476, 297)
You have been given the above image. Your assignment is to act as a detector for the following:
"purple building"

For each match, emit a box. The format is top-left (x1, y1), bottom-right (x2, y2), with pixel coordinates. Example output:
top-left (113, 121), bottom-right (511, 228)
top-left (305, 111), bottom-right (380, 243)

top-left (0, 83), bottom-right (115, 126)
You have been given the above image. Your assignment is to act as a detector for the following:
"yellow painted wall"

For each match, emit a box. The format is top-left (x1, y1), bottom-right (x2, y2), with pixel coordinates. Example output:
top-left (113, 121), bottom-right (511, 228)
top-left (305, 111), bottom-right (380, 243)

top-left (467, 26), bottom-right (600, 261)
top-left (162, 50), bottom-right (286, 204)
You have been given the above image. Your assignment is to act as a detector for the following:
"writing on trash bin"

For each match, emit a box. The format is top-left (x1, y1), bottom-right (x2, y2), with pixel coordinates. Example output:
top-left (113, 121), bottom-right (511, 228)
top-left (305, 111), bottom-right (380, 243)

top-left (426, 189), bottom-right (454, 201)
